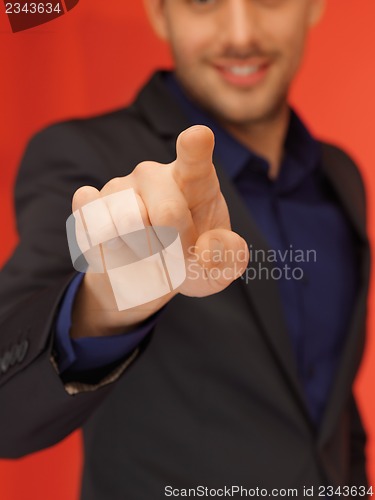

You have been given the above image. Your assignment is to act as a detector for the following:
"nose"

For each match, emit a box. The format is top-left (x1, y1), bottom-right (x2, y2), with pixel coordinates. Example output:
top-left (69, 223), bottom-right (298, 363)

top-left (224, 0), bottom-right (259, 53)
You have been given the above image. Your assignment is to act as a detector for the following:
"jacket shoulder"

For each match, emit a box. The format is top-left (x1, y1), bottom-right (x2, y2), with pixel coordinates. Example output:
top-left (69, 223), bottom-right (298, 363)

top-left (29, 104), bottom-right (144, 152)
top-left (22, 104), bottom-right (160, 181)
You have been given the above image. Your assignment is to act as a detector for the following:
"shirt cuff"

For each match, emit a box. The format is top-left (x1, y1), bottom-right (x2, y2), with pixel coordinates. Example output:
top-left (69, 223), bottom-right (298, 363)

top-left (54, 273), bottom-right (156, 376)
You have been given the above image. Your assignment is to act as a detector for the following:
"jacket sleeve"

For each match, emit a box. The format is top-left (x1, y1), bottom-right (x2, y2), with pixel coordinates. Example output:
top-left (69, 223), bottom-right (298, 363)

top-left (0, 122), bottom-right (140, 458)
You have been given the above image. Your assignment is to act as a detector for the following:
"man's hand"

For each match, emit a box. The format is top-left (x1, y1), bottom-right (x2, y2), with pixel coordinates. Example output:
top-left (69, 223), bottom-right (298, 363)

top-left (70, 125), bottom-right (249, 339)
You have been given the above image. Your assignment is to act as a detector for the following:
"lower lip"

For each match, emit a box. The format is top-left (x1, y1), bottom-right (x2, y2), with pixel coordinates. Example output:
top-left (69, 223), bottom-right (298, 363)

top-left (215, 64), bottom-right (269, 88)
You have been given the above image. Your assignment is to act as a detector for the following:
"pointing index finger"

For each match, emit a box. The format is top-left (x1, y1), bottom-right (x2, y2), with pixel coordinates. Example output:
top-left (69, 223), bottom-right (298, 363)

top-left (173, 125), bottom-right (215, 186)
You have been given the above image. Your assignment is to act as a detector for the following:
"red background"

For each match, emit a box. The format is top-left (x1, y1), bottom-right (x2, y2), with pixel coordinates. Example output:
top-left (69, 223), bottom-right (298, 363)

top-left (0, 1), bottom-right (374, 498)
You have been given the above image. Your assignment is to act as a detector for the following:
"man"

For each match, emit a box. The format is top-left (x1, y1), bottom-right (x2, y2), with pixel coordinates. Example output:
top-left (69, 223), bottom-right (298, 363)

top-left (0, 0), bottom-right (370, 499)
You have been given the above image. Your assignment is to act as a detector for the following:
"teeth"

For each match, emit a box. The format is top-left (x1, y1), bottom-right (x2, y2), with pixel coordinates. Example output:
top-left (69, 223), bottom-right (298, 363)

top-left (228, 66), bottom-right (259, 76)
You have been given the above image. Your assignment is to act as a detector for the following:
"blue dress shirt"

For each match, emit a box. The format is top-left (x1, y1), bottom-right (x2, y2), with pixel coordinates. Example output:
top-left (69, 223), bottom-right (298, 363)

top-left (54, 73), bottom-right (359, 426)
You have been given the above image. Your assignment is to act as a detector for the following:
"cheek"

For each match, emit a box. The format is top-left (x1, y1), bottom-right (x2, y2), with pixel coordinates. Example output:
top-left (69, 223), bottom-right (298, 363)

top-left (167, 15), bottom-right (217, 68)
top-left (260, 5), bottom-right (309, 57)
top-left (170, 31), bottom-right (201, 66)
top-left (286, 29), bottom-right (308, 73)
top-left (279, 10), bottom-right (310, 60)
top-left (269, 19), bottom-right (309, 72)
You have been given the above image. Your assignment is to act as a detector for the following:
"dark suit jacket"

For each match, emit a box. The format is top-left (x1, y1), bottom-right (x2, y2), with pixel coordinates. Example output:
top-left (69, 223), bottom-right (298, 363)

top-left (0, 72), bottom-right (371, 499)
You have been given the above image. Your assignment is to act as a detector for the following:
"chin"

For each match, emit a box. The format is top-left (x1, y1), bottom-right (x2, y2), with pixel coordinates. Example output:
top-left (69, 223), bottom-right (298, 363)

top-left (200, 85), bottom-right (274, 121)
top-left (206, 98), bottom-right (273, 126)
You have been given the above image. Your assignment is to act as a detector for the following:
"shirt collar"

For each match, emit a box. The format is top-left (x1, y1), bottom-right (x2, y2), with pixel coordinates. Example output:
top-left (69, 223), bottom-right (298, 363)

top-left (164, 72), bottom-right (321, 192)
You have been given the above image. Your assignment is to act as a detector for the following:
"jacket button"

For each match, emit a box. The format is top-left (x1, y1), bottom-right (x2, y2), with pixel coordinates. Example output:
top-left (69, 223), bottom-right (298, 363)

top-left (17, 340), bottom-right (29, 363)
top-left (0, 351), bottom-right (11, 373)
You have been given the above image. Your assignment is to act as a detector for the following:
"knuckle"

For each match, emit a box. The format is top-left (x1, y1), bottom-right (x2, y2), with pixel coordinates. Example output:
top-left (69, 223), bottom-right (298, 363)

top-left (155, 199), bottom-right (189, 225)
top-left (112, 204), bottom-right (143, 231)
top-left (72, 185), bottom-right (98, 212)
top-left (72, 185), bottom-right (91, 204)
top-left (73, 185), bottom-right (87, 198)
top-left (103, 176), bottom-right (125, 193)
top-left (133, 161), bottom-right (159, 177)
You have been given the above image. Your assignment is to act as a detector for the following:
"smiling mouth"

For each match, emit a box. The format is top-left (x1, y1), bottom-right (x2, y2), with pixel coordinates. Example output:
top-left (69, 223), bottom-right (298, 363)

top-left (214, 62), bottom-right (270, 88)
top-left (225, 65), bottom-right (263, 76)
